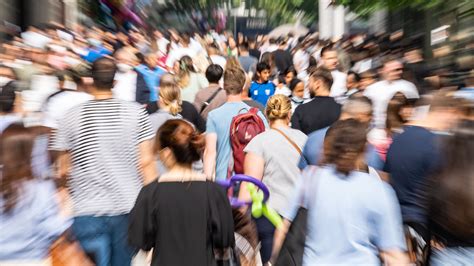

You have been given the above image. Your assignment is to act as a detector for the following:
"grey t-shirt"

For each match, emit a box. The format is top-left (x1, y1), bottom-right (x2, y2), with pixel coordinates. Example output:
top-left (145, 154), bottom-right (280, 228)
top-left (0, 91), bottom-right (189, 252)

top-left (149, 110), bottom-right (182, 134)
top-left (239, 55), bottom-right (258, 73)
top-left (244, 126), bottom-right (307, 214)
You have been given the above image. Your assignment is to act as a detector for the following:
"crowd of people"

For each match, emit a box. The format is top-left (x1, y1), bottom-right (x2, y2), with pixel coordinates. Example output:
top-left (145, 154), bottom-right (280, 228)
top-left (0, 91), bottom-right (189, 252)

top-left (0, 21), bottom-right (473, 266)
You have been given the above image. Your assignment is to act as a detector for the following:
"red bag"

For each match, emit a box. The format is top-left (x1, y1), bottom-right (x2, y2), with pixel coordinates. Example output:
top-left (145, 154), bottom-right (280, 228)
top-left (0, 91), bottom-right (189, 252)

top-left (229, 108), bottom-right (266, 175)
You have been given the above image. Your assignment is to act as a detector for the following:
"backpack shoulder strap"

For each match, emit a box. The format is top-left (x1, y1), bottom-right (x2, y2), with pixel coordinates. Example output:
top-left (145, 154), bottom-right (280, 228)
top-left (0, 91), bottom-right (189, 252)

top-left (200, 87), bottom-right (223, 114)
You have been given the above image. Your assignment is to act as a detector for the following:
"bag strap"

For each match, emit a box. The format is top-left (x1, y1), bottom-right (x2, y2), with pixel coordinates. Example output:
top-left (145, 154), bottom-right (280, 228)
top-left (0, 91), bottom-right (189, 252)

top-left (200, 87), bottom-right (223, 114)
top-left (273, 127), bottom-right (302, 155)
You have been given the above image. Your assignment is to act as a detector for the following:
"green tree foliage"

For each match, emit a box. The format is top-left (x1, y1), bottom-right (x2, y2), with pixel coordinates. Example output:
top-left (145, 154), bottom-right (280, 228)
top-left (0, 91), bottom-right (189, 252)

top-left (336, 0), bottom-right (444, 16)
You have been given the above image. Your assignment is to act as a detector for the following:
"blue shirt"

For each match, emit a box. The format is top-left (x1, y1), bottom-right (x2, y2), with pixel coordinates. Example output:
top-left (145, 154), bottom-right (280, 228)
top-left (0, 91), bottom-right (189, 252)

top-left (0, 180), bottom-right (71, 260)
top-left (298, 126), bottom-right (384, 170)
top-left (384, 125), bottom-right (442, 225)
top-left (249, 81), bottom-right (275, 106)
top-left (283, 166), bottom-right (406, 265)
top-left (206, 102), bottom-right (268, 181)
top-left (82, 46), bottom-right (111, 63)
top-left (135, 65), bottom-right (166, 102)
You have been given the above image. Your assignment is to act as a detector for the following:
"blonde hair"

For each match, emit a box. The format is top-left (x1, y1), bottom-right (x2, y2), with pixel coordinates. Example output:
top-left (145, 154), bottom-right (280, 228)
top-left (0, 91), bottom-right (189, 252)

top-left (159, 83), bottom-right (182, 115)
top-left (265, 94), bottom-right (291, 121)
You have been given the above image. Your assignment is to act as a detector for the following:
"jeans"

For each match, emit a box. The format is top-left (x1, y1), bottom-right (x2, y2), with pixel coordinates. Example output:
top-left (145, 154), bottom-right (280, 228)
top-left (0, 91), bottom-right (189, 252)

top-left (72, 214), bottom-right (135, 266)
top-left (254, 216), bottom-right (275, 264)
top-left (430, 247), bottom-right (474, 266)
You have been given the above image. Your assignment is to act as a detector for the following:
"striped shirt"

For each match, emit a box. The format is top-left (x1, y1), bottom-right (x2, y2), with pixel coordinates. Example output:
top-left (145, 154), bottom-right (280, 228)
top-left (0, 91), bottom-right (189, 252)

top-left (50, 99), bottom-right (153, 216)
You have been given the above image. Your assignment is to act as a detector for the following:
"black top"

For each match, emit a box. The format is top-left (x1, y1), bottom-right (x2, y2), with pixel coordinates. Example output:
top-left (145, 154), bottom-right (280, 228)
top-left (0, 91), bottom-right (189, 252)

top-left (291, 96), bottom-right (341, 135)
top-left (243, 99), bottom-right (265, 113)
top-left (146, 101), bottom-right (206, 133)
top-left (129, 181), bottom-right (235, 266)
top-left (272, 49), bottom-right (293, 73)
top-left (249, 48), bottom-right (261, 60)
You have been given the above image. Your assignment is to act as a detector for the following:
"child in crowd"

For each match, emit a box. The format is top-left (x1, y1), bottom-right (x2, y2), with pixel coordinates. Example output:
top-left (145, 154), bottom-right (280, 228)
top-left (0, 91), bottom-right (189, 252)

top-left (249, 62), bottom-right (276, 106)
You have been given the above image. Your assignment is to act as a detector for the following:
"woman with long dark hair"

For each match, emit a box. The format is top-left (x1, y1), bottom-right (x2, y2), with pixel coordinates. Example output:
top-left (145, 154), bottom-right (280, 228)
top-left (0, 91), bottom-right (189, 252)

top-left (0, 124), bottom-right (71, 261)
top-left (429, 119), bottom-right (474, 265)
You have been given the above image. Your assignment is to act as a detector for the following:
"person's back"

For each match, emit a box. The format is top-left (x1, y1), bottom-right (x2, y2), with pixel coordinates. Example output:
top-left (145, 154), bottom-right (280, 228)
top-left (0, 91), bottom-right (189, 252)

top-left (272, 47), bottom-right (293, 73)
top-left (280, 119), bottom-right (407, 265)
top-left (385, 125), bottom-right (440, 226)
top-left (0, 179), bottom-right (70, 260)
top-left (129, 120), bottom-right (234, 265)
top-left (50, 58), bottom-right (154, 266)
top-left (204, 67), bottom-right (267, 181)
top-left (297, 166), bottom-right (405, 264)
top-left (291, 67), bottom-right (341, 135)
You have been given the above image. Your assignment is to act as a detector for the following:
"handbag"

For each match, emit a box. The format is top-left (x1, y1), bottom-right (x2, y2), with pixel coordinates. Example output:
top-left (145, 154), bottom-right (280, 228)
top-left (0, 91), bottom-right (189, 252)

top-left (274, 166), bottom-right (319, 266)
top-left (50, 233), bottom-right (93, 266)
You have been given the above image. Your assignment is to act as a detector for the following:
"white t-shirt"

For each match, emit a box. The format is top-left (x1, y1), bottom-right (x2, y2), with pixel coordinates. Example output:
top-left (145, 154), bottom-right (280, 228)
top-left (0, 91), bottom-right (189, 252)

top-left (43, 91), bottom-right (94, 129)
top-left (330, 70), bottom-right (347, 97)
top-left (113, 71), bottom-right (137, 102)
top-left (156, 38), bottom-right (170, 55)
top-left (293, 50), bottom-right (309, 74)
top-left (165, 47), bottom-right (197, 68)
top-left (364, 79), bottom-right (419, 128)
top-left (210, 54), bottom-right (227, 70)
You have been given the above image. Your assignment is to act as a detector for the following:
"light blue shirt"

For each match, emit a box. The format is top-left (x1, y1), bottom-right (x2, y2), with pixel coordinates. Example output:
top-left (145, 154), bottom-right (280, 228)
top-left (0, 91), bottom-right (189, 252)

top-left (298, 126), bottom-right (384, 170)
top-left (0, 180), bottom-right (71, 260)
top-left (282, 166), bottom-right (406, 265)
top-left (206, 102), bottom-right (268, 181)
top-left (135, 64), bottom-right (166, 102)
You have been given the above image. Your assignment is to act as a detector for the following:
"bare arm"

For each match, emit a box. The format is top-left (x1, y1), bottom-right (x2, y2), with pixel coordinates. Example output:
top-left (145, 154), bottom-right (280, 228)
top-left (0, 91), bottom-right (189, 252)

top-left (238, 152), bottom-right (265, 203)
top-left (203, 133), bottom-right (217, 180)
top-left (271, 219), bottom-right (291, 263)
top-left (380, 250), bottom-right (410, 266)
top-left (139, 139), bottom-right (158, 185)
top-left (55, 151), bottom-right (71, 181)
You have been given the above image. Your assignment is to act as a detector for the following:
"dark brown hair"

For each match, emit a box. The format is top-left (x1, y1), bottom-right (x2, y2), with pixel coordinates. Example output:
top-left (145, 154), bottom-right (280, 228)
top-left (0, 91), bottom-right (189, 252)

top-left (430, 119), bottom-right (474, 238)
top-left (386, 92), bottom-right (410, 132)
top-left (0, 124), bottom-right (35, 213)
top-left (224, 66), bottom-right (246, 95)
top-left (321, 119), bottom-right (368, 175)
top-left (309, 67), bottom-right (334, 90)
top-left (154, 119), bottom-right (205, 165)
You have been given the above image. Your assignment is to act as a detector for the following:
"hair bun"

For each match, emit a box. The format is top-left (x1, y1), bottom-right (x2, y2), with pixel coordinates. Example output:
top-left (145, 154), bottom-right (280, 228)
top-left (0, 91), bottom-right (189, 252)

top-left (189, 132), bottom-right (205, 154)
top-left (265, 94), bottom-right (291, 121)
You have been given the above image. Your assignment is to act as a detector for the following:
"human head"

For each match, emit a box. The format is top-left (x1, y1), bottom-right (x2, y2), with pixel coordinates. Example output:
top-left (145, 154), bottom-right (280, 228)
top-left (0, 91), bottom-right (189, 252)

top-left (308, 67), bottom-right (333, 98)
top-left (205, 64), bottom-right (223, 84)
top-left (154, 119), bottom-right (205, 167)
top-left (0, 65), bottom-right (17, 81)
top-left (256, 62), bottom-right (271, 82)
top-left (178, 56), bottom-right (195, 73)
top-left (91, 57), bottom-right (117, 91)
top-left (346, 71), bottom-right (360, 90)
top-left (321, 45), bottom-right (338, 71)
top-left (423, 92), bottom-right (464, 131)
top-left (265, 94), bottom-right (292, 123)
top-left (0, 81), bottom-right (16, 113)
top-left (322, 119), bottom-right (368, 175)
top-left (382, 57), bottom-right (404, 82)
top-left (0, 124), bottom-right (34, 213)
top-left (228, 36), bottom-right (237, 49)
top-left (260, 52), bottom-right (275, 69)
top-left (284, 66), bottom-right (297, 85)
top-left (115, 48), bottom-right (138, 72)
top-left (144, 53), bottom-right (158, 69)
top-left (359, 69), bottom-right (377, 89)
top-left (385, 92), bottom-right (413, 132)
top-left (158, 83), bottom-right (182, 115)
top-left (180, 33), bottom-right (191, 47)
top-left (224, 66), bottom-right (246, 95)
top-left (239, 42), bottom-right (249, 54)
top-left (225, 57), bottom-right (243, 71)
top-left (341, 95), bottom-right (373, 124)
top-left (289, 78), bottom-right (305, 99)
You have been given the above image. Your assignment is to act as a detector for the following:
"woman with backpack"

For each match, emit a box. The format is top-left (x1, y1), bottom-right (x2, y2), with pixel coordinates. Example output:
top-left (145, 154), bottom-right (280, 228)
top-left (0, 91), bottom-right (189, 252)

top-left (273, 119), bottom-right (408, 265)
top-left (238, 94), bottom-right (307, 264)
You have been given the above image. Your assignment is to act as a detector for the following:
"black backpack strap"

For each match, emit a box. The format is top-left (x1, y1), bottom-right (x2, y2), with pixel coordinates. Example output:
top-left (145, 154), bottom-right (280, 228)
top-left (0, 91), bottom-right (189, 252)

top-left (200, 87), bottom-right (223, 114)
